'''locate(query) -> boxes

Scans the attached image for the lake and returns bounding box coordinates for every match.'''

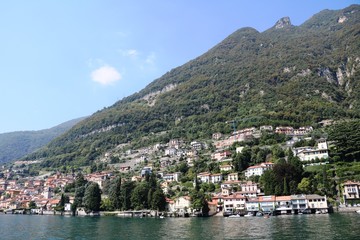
[1,213,360,239]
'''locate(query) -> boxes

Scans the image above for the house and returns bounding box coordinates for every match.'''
[246,197,260,213]
[294,126,313,135]
[165,147,177,156]
[275,126,294,135]
[260,125,273,131]
[291,195,307,213]
[227,173,239,181]
[306,194,328,213]
[293,139,329,162]
[223,193,247,214]
[244,162,274,178]
[169,139,184,149]
[342,181,360,204]
[86,172,110,189]
[258,195,276,213]
[197,172,223,184]
[211,151,232,161]
[190,141,204,151]
[220,164,233,172]
[210,173,222,183]
[163,172,181,182]
[140,167,152,177]
[240,181,261,197]
[167,196,192,215]
[221,180,241,191]
[212,132,223,140]
[275,196,292,214]
[236,146,245,154]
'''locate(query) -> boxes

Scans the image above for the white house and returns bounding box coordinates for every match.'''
[167,196,192,214]
[163,172,181,182]
[244,162,274,178]
[223,193,247,213]
[165,148,177,156]
[342,181,360,203]
[227,173,239,181]
[275,196,292,214]
[246,197,260,212]
[306,194,328,212]
[197,172,223,184]
[294,139,329,162]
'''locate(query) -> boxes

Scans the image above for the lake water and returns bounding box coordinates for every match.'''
[1,213,360,240]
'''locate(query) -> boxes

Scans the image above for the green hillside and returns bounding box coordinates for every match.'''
[25,5,360,168]
[0,117,85,163]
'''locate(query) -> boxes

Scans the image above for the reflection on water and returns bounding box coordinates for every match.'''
[1,213,360,240]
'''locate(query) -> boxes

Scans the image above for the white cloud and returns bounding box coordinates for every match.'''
[91,65,122,86]
[118,49,139,59]
[145,52,156,65]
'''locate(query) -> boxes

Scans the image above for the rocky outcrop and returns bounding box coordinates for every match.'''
[274,17,292,29]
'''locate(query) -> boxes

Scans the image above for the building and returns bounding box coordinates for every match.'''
[294,126,313,135]
[212,132,223,140]
[260,125,273,131]
[140,167,152,177]
[275,196,292,214]
[246,197,260,213]
[220,164,233,172]
[167,196,192,215]
[227,173,239,181]
[223,193,247,214]
[293,139,329,162]
[164,147,177,156]
[306,194,328,213]
[240,181,260,197]
[343,181,360,204]
[291,195,307,213]
[258,195,276,213]
[190,141,204,151]
[244,162,274,178]
[197,172,223,184]
[163,172,182,182]
[275,126,294,135]
[211,151,232,161]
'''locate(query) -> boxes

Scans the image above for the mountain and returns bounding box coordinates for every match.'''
[25,5,360,168]
[0,117,86,164]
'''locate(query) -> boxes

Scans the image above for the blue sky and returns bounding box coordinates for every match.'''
[0,0,357,133]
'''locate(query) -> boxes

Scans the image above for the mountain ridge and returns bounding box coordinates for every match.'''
[24,4,360,168]
[0,117,86,164]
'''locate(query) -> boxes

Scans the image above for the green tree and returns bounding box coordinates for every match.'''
[108,176,122,210]
[190,189,210,216]
[298,177,311,193]
[29,201,37,209]
[83,182,102,212]
[151,188,166,211]
[131,182,149,210]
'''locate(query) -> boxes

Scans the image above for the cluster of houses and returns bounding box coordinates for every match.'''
[0,171,114,213]
[0,123,341,216]
[0,173,74,211]
[165,180,329,216]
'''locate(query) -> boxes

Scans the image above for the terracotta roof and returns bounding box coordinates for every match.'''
[258,195,276,202]
[275,196,291,201]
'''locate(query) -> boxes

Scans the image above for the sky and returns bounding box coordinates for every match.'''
[0,0,357,133]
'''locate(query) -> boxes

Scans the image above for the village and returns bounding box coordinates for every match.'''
[0,123,359,217]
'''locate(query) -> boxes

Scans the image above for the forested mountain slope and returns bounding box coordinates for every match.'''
[25,5,360,168]
[0,117,85,163]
